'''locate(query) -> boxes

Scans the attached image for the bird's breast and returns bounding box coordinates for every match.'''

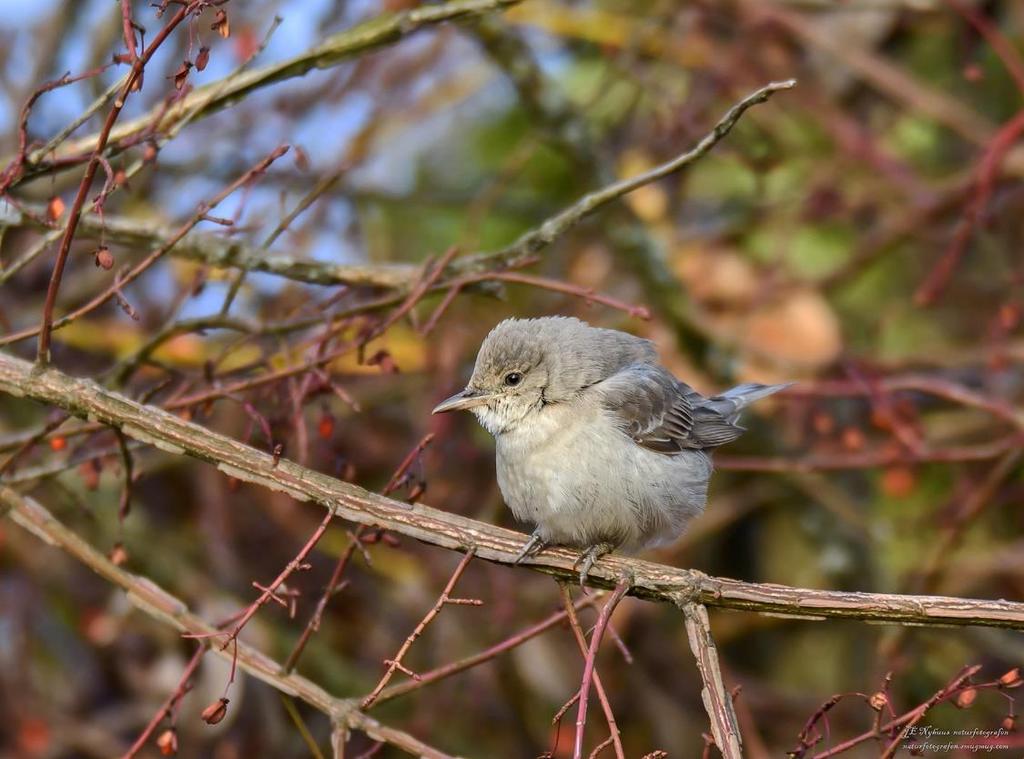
[493,401,713,549]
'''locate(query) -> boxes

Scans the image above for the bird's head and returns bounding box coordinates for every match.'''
[432,317,656,435]
[432,319,553,435]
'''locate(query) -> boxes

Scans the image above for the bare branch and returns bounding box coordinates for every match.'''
[681,603,743,759]
[0,485,462,759]
[2,351,1024,629]
[572,582,629,759]
[14,0,523,181]
[459,80,796,274]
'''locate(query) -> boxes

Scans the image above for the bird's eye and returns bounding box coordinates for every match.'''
[504,372,522,387]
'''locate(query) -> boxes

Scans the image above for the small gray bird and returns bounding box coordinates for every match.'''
[433,317,788,583]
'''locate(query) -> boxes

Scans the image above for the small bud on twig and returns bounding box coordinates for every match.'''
[47,195,65,222]
[201,697,229,725]
[955,688,977,708]
[868,692,888,711]
[109,542,129,566]
[156,727,178,755]
[1000,668,1022,688]
[94,246,114,270]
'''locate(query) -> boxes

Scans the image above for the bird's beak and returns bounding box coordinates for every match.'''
[432,388,491,414]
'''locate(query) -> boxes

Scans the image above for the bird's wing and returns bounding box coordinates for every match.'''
[595,364,703,453]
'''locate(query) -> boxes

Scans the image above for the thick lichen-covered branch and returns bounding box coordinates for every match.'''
[2,350,1024,629]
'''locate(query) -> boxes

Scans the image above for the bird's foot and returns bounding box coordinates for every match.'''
[573,542,617,587]
[512,531,548,565]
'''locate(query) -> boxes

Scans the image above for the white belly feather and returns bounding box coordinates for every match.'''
[491,398,711,549]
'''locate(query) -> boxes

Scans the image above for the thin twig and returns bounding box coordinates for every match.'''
[573,581,630,759]
[464,79,797,273]
[36,2,202,363]
[375,594,599,706]
[121,645,206,759]
[0,485,459,759]
[282,434,435,674]
[5,145,290,349]
[361,549,481,709]
[559,585,625,759]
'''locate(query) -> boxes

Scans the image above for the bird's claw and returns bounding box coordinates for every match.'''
[573,542,616,587]
[513,532,547,565]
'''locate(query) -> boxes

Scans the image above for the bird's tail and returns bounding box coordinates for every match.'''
[704,382,792,424]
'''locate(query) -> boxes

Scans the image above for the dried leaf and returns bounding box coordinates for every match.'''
[743,289,842,370]
[211,10,229,38]
[171,60,192,91]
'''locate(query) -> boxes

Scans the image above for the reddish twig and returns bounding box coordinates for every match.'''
[947,0,1024,95]
[790,691,871,757]
[573,581,630,759]
[182,504,337,688]
[282,434,435,674]
[787,374,1024,431]
[3,144,290,349]
[375,594,600,706]
[0,411,68,477]
[383,433,435,495]
[0,66,112,195]
[487,272,651,320]
[361,549,481,709]
[587,735,615,759]
[916,449,1021,592]
[717,435,1023,472]
[558,585,625,759]
[802,664,987,758]
[914,0,1024,310]
[419,268,651,335]
[913,109,1024,307]
[137,246,456,410]
[879,665,982,759]
[114,428,134,523]
[36,1,203,363]
[121,644,206,759]
[120,0,140,64]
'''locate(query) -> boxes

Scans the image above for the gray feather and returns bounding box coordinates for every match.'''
[702,382,793,422]
[597,371,789,453]
[477,317,656,402]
